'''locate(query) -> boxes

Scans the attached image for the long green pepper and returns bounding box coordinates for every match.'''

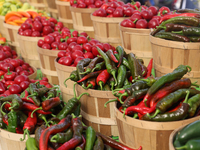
[85,126,96,150]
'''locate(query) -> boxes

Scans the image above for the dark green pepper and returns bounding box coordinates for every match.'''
[93,135,104,150]
[175,137,200,150]
[114,53,130,70]
[25,129,38,150]
[85,126,96,150]
[116,65,127,89]
[64,70,79,87]
[187,94,200,117]
[29,83,41,106]
[34,125,47,147]
[91,61,105,72]
[50,128,73,143]
[17,111,27,128]
[7,105,18,133]
[116,46,125,67]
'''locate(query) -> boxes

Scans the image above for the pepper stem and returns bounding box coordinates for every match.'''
[191,81,200,88]
[144,99,148,107]
[50,135,58,143]
[111,71,117,86]
[27,93,37,98]
[147,109,160,118]
[7,67,12,75]
[123,108,126,118]
[1,102,11,116]
[63,76,73,88]
[112,88,123,95]
[41,115,50,127]
[110,82,114,91]
[79,69,91,75]
[104,99,118,108]
[77,92,89,100]
[99,81,103,90]
[91,66,97,73]
[20,128,29,141]
[31,107,42,118]
[186,65,192,72]
[172,31,183,34]
[119,93,128,104]
[175,145,187,150]
[73,82,77,98]
[183,90,190,103]
[86,84,93,89]
[9,103,19,110]
[133,113,138,119]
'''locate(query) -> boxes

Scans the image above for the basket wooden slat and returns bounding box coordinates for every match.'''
[55,58,76,102]
[70,7,97,38]
[37,46,61,85]
[28,66,37,80]
[115,104,200,150]
[27,0,48,11]
[0,16,8,38]
[18,34,43,69]
[0,129,34,150]
[150,35,200,83]
[119,25,153,66]
[76,84,118,136]
[55,0,73,29]
[91,15,126,47]
[47,0,58,19]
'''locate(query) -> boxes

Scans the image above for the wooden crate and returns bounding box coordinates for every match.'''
[70,7,97,38]
[54,58,76,102]
[0,129,34,150]
[150,34,200,83]
[37,46,61,85]
[119,25,153,66]
[18,34,43,69]
[55,0,73,29]
[76,84,118,136]
[47,0,58,19]
[115,104,200,150]
[91,15,126,47]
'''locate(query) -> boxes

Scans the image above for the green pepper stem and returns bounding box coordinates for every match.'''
[191,81,200,88]
[183,90,190,103]
[147,109,161,118]
[110,82,114,91]
[91,67,97,73]
[111,71,117,86]
[99,81,103,91]
[112,88,124,95]
[172,31,183,34]
[51,114,56,118]
[31,107,42,118]
[123,108,126,118]
[133,113,138,119]
[27,93,37,98]
[9,103,19,110]
[186,65,192,72]
[20,128,29,141]
[73,82,77,98]
[41,115,50,127]
[64,76,73,88]
[144,99,148,107]
[1,102,11,116]
[7,67,12,75]
[86,84,93,89]
[77,92,89,100]
[82,84,89,90]
[175,145,187,150]
[79,69,91,75]
[50,135,58,143]
[119,93,128,104]
[104,99,118,108]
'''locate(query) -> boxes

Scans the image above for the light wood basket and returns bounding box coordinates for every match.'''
[115,104,200,150]
[76,84,118,136]
[150,34,200,84]
[3,22,21,56]
[91,15,126,47]
[55,0,73,29]
[37,46,61,85]
[0,16,8,38]
[70,7,97,38]
[28,65,37,80]
[27,0,48,12]
[18,34,43,69]
[47,0,58,19]
[0,128,34,150]
[119,25,153,66]
[54,58,76,102]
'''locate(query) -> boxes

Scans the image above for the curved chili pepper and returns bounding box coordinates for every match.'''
[75,135,86,150]
[35,124,47,147]
[80,57,104,75]
[93,135,104,150]
[41,97,61,111]
[25,128,38,150]
[96,69,111,90]
[114,53,130,70]
[143,65,191,108]
[106,49,118,63]
[96,132,142,150]
[85,126,96,150]
[116,65,127,89]
[159,23,191,32]
[28,83,41,106]
[144,58,153,78]
[108,76,115,91]
[174,27,200,37]
[39,115,72,150]
[77,70,103,83]
[97,47,117,86]
[187,94,200,117]
[46,89,57,100]
[50,128,73,143]
[91,61,105,73]
[84,77,96,89]
[116,46,125,67]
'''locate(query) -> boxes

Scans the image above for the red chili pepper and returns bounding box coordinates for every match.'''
[42,77,49,82]
[39,80,49,86]
[159,13,200,24]
[21,97,35,104]
[3,114,8,125]
[0,81,6,94]
[39,115,72,150]
[45,83,53,88]
[30,79,37,83]
[168,102,183,112]
[145,58,153,79]
[22,102,52,115]
[77,70,103,83]
[118,106,124,113]
[96,69,111,90]
[106,49,118,63]
[128,76,133,82]
[158,6,170,16]
[16,126,24,134]
[41,97,61,111]
[86,77,96,89]
[23,111,37,133]
[4,67,16,81]
[4,102,11,111]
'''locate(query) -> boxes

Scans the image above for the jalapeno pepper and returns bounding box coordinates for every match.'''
[186,94,200,117]
[93,135,104,150]
[85,126,96,150]
[116,65,127,89]
[50,128,73,143]
[64,70,79,87]
[175,137,200,150]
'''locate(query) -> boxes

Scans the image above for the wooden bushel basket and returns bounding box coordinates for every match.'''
[54,58,76,102]
[119,25,153,66]
[76,84,119,136]
[18,34,43,69]
[28,66,37,80]
[115,103,200,150]
[55,0,73,29]
[3,22,21,56]
[47,0,58,19]
[91,15,126,47]
[0,16,8,38]
[70,7,97,38]
[37,46,61,85]
[150,34,200,83]
[0,129,34,150]
[27,0,48,12]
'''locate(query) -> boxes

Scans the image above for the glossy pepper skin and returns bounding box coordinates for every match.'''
[187,94,200,117]
[116,65,127,89]
[116,46,125,67]
[106,50,118,63]
[85,126,96,150]
[96,69,111,90]
[29,83,41,106]
[4,67,16,81]
[161,23,191,32]
[41,97,61,111]
[175,137,200,150]
[35,125,47,147]
[114,53,130,70]
[7,108,18,133]
[93,135,104,150]
[77,70,103,83]
[91,61,105,73]
[142,103,190,122]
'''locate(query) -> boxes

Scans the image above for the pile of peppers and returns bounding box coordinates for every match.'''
[173,120,200,150]
[65,46,152,91]
[152,9,200,42]
[112,64,200,122]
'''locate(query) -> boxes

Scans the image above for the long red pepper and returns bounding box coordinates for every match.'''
[96,69,111,90]
[145,58,153,79]
[23,112,37,133]
[39,115,72,150]
[77,70,103,83]
[22,102,52,115]
[41,97,61,111]
[86,78,96,89]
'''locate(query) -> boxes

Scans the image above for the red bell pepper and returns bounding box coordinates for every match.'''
[158,6,170,16]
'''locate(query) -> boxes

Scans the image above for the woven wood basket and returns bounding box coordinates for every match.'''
[76,84,119,136]
[55,0,73,29]
[27,0,48,12]
[119,25,153,66]
[47,0,58,19]
[70,7,97,38]
[150,34,200,83]
[91,15,127,47]
[115,103,200,150]
[28,66,37,80]
[55,58,76,102]
[18,34,43,69]
[37,46,61,85]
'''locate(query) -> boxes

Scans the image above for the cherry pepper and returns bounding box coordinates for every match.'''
[4,67,16,81]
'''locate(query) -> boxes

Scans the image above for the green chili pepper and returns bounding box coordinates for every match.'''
[85,126,96,150]
[97,47,118,86]
[142,103,190,122]
[56,83,89,120]
[28,83,41,106]
[46,89,57,100]
[10,95,23,110]
[114,53,130,70]
[188,36,200,42]
[116,65,127,89]
[50,128,73,143]
[25,129,39,150]
[64,70,79,87]
[93,135,104,150]
[103,84,111,91]
[91,61,105,73]
[76,58,91,87]
[124,78,131,87]
[186,94,200,117]
[108,76,115,91]
[116,46,125,67]
[176,137,200,150]
[73,101,81,117]
[0,94,19,101]
[17,111,27,128]
[177,8,200,13]
[174,27,200,37]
